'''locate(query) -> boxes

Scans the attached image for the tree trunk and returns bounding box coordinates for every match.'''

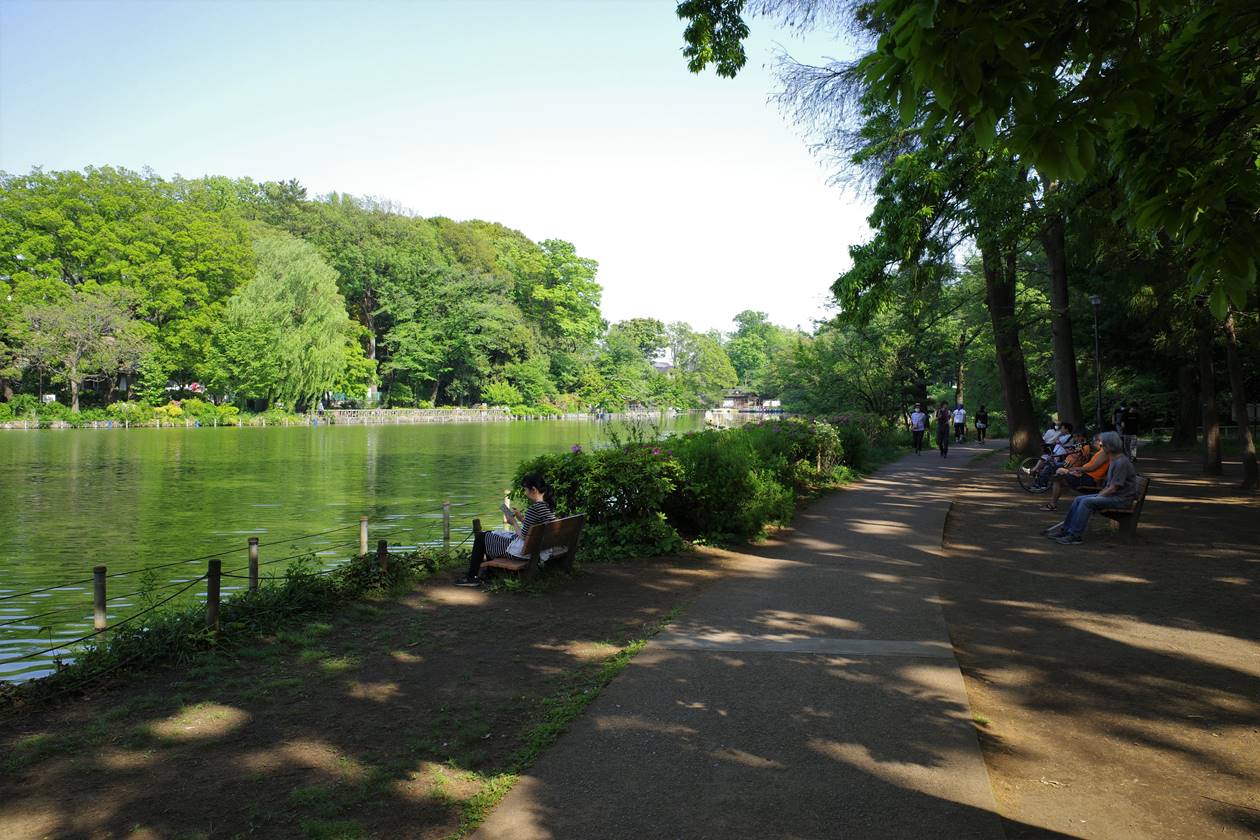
[1223,313,1257,490]
[69,366,80,413]
[1196,311,1222,475]
[0,377,12,401]
[1172,363,1199,447]
[982,246,1039,455]
[1039,213,1085,428]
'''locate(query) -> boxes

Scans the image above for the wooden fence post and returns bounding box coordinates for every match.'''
[206,559,221,631]
[93,566,107,631]
[359,516,369,556]
[442,500,451,550]
[248,537,260,592]
[377,539,388,573]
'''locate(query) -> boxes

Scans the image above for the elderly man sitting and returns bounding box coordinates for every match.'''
[1042,432,1139,544]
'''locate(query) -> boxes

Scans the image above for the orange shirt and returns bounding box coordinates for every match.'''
[1080,448,1111,482]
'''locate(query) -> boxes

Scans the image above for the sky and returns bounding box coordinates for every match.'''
[0,0,870,335]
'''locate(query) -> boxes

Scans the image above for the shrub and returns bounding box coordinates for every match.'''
[181,398,240,426]
[483,380,523,407]
[513,444,685,562]
[387,382,417,408]
[107,401,154,425]
[0,402,11,423]
[665,429,795,542]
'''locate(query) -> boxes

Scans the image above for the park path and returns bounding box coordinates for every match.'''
[476,442,1009,839]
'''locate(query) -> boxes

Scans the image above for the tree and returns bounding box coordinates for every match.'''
[20,287,150,411]
[680,0,1260,315]
[211,234,350,411]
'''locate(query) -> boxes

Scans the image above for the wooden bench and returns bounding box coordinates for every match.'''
[1099,476,1150,542]
[472,514,585,582]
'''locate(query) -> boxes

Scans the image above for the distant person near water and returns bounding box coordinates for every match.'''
[910,404,928,455]
[935,401,951,457]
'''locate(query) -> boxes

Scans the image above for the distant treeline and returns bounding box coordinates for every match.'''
[0,167,801,414]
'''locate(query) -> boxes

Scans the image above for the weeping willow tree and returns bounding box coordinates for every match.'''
[211,232,350,411]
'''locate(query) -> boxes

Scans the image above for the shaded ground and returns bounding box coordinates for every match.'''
[0,553,731,840]
[941,448,1260,839]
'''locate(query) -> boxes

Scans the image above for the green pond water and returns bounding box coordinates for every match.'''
[0,415,702,682]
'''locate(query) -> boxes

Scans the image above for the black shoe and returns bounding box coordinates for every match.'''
[1054,534,1082,545]
[453,575,482,587]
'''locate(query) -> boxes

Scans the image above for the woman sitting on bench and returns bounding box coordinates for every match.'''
[1040,432,1109,511]
[455,472,556,587]
[1042,432,1138,544]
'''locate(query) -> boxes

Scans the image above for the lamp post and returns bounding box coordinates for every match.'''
[1089,294,1103,433]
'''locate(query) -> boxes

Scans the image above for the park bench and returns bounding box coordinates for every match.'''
[1098,476,1151,542]
[471,514,585,581]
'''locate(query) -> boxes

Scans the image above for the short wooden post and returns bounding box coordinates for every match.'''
[502,490,512,529]
[248,537,260,592]
[442,500,451,550]
[93,565,107,631]
[359,516,369,556]
[206,559,221,631]
[377,539,388,572]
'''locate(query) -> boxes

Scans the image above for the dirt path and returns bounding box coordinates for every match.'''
[0,553,733,839]
[941,449,1260,839]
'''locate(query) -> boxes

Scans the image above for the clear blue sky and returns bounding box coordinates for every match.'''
[0,0,870,334]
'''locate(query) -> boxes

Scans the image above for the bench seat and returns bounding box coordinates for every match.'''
[474,514,585,581]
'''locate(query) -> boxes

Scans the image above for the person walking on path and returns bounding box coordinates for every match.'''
[953,404,967,443]
[1042,432,1138,543]
[910,403,928,454]
[1123,401,1141,460]
[935,401,952,457]
[974,405,989,444]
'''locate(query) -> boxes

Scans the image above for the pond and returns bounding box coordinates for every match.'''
[0,415,703,682]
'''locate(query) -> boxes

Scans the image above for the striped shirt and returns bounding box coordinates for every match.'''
[519,500,556,538]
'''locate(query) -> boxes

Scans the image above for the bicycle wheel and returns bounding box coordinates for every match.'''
[1017,456,1049,493]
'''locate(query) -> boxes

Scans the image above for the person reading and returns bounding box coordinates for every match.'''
[455,472,556,587]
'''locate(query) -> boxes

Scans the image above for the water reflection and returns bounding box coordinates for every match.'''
[0,416,701,681]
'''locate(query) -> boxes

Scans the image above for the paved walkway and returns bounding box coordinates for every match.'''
[477,442,1008,839]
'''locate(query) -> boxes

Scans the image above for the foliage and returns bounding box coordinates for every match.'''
[513,416,883,556]
[210,233,351,411]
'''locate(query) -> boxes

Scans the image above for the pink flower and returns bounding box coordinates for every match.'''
[571,444,582,453]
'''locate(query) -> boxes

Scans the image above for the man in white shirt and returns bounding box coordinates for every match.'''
[952,405,967,442]
[909,404,928,455]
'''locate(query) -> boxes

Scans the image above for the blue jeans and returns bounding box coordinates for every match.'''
[1063,493,1131,538]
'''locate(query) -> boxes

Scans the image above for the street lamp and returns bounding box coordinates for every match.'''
[1089,294,1103,433]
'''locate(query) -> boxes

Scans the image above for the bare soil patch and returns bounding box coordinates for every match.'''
[0,551,731,840]
[941,449,1260,839]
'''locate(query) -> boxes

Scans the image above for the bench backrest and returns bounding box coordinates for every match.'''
[519,513,585,559]
[1130,475,1150,515]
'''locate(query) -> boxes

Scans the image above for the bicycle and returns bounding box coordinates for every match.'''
[1016,456,1051,493]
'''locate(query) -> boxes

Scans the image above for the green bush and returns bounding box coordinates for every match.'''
[36,399,71,423]
[483,380,523,407]
[0,402,11,423]
[387,382,417,408]
[513,444,685,562]
[664,429,795,542]
[107,400,154,425]
[181,398,241,426]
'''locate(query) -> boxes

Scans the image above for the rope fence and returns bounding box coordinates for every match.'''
[0,500,494,678]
